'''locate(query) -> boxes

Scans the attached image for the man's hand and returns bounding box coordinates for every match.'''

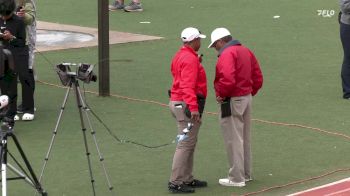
[216,96,224,104]
[191,111,201,123]
[2,30,14,41]
[16,7,25,18]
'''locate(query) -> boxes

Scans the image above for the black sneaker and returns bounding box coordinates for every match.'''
[17,104,24,114]
[185,179,207,188]
[168,182,195,194]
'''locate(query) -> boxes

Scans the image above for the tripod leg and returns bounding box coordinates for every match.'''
[2,163,7,196]
[1,137,8,196]
[10,134,47,195]
[7,164,34,187]
[73,80,96,196]
[76,84,114,191]
[39,84,71,183]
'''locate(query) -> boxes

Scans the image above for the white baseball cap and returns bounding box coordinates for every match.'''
[208,28,231,48]
[181,27,206,42]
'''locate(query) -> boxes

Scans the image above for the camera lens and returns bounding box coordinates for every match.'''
[91,74,97,82]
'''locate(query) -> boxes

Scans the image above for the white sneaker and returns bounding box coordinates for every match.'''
[22,113,34,121]
[245,178,253,182]
[219,178,245,187]
[14,115,20,121]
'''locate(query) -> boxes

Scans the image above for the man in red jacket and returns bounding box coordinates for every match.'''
[168,27,208,194]
[208,28,263,187]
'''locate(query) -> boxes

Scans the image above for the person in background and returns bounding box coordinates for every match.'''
[208,27,263,187]
[168,27,208,194]
[0,0,27,125]
[109,0,143,12]
[14,0,36,121]
[340,0,350,99]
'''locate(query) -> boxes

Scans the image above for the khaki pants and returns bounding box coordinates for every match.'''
[169,101,201,185]
[219,94,252,183]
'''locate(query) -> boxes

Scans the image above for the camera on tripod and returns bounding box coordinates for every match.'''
[55,63,97,86]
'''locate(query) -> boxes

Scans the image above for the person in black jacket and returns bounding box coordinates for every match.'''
[340,0,350,99]
[15,0,36,121]
[0,0,28,125]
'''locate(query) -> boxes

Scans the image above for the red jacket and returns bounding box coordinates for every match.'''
[170,45,207,112]
[214,40,263,98]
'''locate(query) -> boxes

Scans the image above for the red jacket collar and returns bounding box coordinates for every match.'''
[218,40,241,56]
[181,45,198,56]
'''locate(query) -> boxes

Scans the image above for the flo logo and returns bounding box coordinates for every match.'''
[317,10,335,17]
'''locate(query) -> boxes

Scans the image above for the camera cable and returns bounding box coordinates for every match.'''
[82,84,175,149]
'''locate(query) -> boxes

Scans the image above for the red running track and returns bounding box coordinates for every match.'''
[288,178,350,196]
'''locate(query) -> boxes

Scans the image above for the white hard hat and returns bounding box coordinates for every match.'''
[181,27,206,42]
[208,28,231,48]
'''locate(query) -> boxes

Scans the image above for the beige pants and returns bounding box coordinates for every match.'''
[219,94,252,183]
[169,101,201,185]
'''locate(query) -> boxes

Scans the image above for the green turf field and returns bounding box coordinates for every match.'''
[5,0,350,195]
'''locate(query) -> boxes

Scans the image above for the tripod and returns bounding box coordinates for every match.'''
[38,75,113,196]
[0,123,47,196]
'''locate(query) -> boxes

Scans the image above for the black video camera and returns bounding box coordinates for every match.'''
[55,63,97,86]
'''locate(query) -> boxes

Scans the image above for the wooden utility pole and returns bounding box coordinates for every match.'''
[98,0,110,96]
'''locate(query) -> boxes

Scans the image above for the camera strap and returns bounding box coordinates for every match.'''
[3,49,15,71]
[0,48,15,78]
